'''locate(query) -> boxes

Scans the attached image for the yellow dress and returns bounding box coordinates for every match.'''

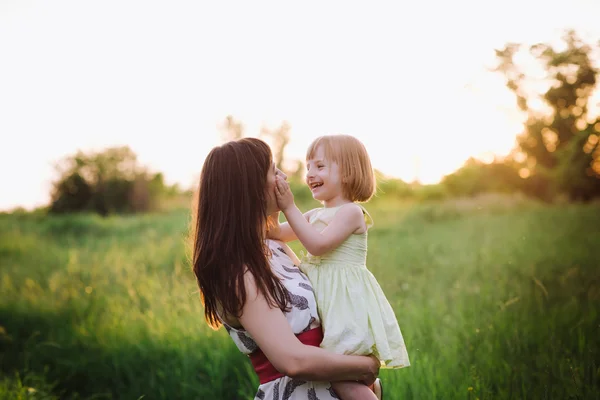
[299,204,410,368]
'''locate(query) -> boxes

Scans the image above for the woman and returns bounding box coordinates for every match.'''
[191,138,380,399]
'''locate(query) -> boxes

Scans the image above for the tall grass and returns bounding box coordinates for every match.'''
[1,196,599,399]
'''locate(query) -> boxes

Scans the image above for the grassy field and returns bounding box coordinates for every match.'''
[1,195,599,399]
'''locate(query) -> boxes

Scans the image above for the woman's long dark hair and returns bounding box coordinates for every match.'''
[191,138,290,329]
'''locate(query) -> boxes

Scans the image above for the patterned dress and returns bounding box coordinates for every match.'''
[223,239,341,399]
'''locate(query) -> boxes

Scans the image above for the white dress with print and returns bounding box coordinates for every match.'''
[224,240,341,399]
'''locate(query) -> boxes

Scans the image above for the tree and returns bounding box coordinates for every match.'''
[441,157,523,197]
[49,171,93,214]
[260,121,291,172]
[494,30,600,200]
[49,146,174,215]
[218,115,244,143]
[217,115,294,174]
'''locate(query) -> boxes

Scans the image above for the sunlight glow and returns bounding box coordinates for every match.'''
[1,0,600,210]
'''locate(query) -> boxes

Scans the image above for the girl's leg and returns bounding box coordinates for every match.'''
[331,381,378,400]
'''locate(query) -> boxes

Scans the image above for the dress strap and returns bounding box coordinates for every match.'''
[357,204,374,228]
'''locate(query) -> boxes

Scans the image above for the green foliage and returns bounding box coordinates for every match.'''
[375,172,419,200]
[552,128,600,201]
[0,371,60,400]
[49,146,180,216]
[441,158,524,197]
[287,173,450,206]
[412,183,448,202]
[49,172,94,214]
[494,30,600,200]
[1,200,599,399]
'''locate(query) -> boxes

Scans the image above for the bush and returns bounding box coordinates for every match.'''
[49,147,177,216]
[441,157,523,197]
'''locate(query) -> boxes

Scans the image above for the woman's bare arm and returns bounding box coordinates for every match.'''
[237,272,379,383]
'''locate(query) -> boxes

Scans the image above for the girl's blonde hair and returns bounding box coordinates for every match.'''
[306,134,376,202]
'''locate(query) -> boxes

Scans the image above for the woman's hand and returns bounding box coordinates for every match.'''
[239,271,384,384]
[275,175,295,212]
[361,355,381,386]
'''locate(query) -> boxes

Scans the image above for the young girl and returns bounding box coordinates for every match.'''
[272,134,410,399]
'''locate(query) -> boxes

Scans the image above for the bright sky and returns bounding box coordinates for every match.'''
[1,0,600,210]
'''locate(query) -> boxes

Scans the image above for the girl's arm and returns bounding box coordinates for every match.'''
[238,271,380,383]
[266,209,317,243]
[275,176,364,256]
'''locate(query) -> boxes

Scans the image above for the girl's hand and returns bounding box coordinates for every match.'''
[275,175,295,212]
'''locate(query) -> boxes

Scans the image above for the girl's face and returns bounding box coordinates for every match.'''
[266,161,287,215]
[305,145,344,205]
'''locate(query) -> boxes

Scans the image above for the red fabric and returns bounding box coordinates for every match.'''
[249,327,323,384]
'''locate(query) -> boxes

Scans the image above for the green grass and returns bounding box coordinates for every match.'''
[1,196,599,399]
